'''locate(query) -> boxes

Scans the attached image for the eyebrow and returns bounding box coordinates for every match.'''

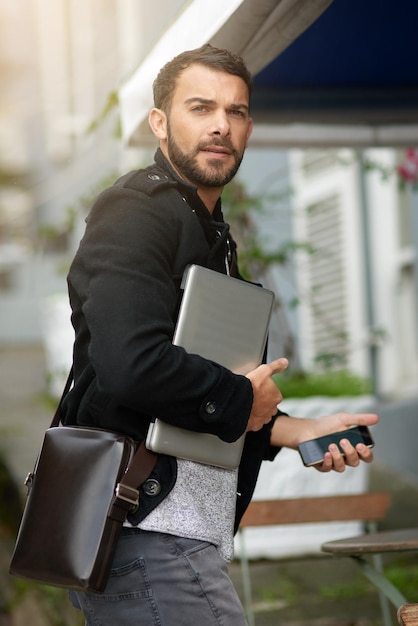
[184,97,249,112]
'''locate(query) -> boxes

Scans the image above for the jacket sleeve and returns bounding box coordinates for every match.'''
[234,409,285,529]
[67,183,253,443]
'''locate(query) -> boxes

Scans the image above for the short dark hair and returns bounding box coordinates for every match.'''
[152,44,253,113]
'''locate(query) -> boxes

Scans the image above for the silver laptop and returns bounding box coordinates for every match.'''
[146,265,275,469]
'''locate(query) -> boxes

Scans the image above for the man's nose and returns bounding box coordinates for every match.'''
[211,110,231,137]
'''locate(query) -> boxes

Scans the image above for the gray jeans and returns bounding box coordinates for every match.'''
[69,528,248,626]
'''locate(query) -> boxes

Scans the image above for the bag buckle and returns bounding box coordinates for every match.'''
[115,483,139,507]
[24,472,34,494]
[24,472,33,487]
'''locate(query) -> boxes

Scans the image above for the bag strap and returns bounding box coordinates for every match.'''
[49,366,159,522]
[50,366,74,428]
[109,441,158,522]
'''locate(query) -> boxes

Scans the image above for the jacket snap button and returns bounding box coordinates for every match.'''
[148,174,160,181]
[143,479,161,497]
[205,401,216,415]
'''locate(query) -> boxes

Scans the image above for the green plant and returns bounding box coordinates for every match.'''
[274,370,372,398]
[85,90,119,136]
[385,562,418,601]
[37,171,119,256]
[320,579,369,600]
[262,576,299,606]
[222,179,296,280]
[319,560,418,604]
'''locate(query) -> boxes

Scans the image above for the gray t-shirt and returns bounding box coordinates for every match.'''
[136,458,238,561]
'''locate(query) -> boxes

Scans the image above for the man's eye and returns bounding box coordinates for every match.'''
[192,106,207,113]
[230,109,246,118]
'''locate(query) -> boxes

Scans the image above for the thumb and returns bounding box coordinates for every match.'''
[267,357,289,376]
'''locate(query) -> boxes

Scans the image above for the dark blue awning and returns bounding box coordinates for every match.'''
[120,0,418,147]
[252,0,418,129]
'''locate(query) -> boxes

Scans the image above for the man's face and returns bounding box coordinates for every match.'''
[160,64,253,189]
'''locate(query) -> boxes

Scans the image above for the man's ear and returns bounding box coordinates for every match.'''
[148,108,167,140]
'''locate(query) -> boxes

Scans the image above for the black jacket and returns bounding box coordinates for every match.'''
[62,149,281,530]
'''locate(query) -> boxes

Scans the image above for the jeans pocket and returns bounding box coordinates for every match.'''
[73,556,161,626]
[87,556,152,602]
[172,536,212,557]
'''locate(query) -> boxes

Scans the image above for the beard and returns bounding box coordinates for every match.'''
[166,125,244,188]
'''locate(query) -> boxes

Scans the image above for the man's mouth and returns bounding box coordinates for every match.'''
[202,145,232,156]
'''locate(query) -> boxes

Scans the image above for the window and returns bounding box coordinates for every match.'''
[306,195,348,368]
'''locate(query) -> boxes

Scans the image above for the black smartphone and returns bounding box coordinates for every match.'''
[297,425,375,467]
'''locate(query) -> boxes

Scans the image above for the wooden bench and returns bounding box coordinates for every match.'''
[238,492,391,626]
[398,603,418,625]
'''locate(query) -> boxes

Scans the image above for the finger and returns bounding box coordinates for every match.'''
[341,413,379,428]
[327,443,346,473]
[339,438,360,467]
[355,443,375,463]
[314,451,333,473]
[266,358,289,376]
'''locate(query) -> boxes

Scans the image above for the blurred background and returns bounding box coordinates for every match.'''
[1,0,418,624]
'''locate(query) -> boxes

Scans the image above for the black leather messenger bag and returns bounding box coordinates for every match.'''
[9,369,157,592]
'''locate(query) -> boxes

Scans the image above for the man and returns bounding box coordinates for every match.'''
[63,45,377,625]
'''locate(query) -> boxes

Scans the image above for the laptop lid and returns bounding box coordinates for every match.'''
[173,265,274,374]
[146,266,275,468]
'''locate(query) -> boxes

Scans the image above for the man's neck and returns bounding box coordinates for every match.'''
[196,187,223,215]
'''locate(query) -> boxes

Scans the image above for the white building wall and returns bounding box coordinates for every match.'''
[290,148,418,399]
[367,150,418,395]
[341,155,368,376]
[0,0,154,345]
[394,258,418,394]
[33,0,73,162]
[365,150,401,395]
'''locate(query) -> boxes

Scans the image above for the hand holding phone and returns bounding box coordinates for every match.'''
[297,425,374,467]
